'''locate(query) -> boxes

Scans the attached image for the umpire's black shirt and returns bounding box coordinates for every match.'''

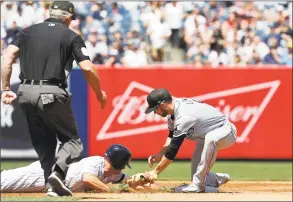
[10,18,90,86]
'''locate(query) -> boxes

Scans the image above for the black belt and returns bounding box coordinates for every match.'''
[21,79,65,87]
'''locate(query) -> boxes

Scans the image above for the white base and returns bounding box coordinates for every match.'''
[175,185,218,193]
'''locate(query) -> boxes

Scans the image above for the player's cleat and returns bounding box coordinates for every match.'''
[175,184,218,193]
[181,183,205,193]
[174,184,188,193]
[220,174,230,186]
[48,172,72,196]
[46,188,59,197]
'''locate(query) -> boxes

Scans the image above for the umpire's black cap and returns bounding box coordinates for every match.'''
[145,88,172,114]
[51,1,76,20]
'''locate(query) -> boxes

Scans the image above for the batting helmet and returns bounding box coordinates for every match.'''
[105,144,132,170]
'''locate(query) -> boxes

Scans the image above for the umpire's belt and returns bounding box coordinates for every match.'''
[21,79,65,87]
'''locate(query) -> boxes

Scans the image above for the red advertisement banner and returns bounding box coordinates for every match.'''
[88,67,292,159]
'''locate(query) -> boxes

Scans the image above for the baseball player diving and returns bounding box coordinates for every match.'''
[144,88,237,193]
[1,144,152,196]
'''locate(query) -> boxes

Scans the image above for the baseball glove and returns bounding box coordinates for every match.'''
[124,172,153,188]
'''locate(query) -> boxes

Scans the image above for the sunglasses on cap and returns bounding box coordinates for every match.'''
[154,100,165,112]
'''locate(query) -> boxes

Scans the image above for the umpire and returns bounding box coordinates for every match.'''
[1,1,107,197]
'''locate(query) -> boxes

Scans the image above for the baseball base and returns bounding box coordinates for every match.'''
[174,185,218,193]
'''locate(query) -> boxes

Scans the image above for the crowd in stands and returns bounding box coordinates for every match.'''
[1,1,292,67]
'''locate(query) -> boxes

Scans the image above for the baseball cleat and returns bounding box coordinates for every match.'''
[181,183,205,193]
[220,174,230,185]
[174,184,188,193]
[48,172,72,196]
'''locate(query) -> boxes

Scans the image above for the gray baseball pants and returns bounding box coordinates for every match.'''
[17,83,83,187]
[191,121,237,189]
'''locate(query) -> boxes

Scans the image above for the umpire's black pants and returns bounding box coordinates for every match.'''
[17,83,83,187]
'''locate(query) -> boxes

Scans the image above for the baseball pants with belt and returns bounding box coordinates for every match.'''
[17,80,83,188]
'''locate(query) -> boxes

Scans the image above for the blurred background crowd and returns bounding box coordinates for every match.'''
[1,1,292,67]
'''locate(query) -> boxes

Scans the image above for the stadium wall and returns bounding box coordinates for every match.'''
[1,65,291,160]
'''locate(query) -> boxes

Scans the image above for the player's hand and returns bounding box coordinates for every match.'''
[145,170,159,182]
[148,154,163,168]
[125,172,153,188]
[97,90,107,109]
[1,90,17,104]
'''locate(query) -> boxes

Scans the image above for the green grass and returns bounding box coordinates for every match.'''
[1,161,33,170]
[1,160,291,201]
[1,160,292,181]
[123,161,292,181]
[1,196,82,201]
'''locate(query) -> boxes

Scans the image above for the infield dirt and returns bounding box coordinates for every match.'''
[1,181,292,201]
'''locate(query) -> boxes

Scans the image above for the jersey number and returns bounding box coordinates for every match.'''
[182,98,204,104]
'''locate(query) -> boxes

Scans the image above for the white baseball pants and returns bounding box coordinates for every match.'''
[1,161,45,193]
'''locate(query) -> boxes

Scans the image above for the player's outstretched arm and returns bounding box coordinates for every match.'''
[82,172,110,192]
[148,136,172,168]
[147,134,186,181]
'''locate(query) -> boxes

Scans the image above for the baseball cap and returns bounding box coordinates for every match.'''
[145,88,172,114]
[51,1,76,20]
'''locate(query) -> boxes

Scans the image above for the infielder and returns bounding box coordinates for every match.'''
[1,144,151,196]
[144,88,237,193]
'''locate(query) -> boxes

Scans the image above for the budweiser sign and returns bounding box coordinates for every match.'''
[96,80,280,143]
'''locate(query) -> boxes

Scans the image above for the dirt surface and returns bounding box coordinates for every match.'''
[1,181,292,201]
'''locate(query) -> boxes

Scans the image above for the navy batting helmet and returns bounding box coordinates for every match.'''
[105,144,132,170]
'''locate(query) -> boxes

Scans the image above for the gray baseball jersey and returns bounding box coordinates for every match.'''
[1,156,125,193]
[168,98,227,141]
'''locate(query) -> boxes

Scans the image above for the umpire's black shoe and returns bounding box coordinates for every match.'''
[48,172,72,196]
[46,187,59,197]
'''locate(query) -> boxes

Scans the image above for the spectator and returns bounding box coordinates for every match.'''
[20,1,37,28]
[104,41,124,67]
[35,1,51,23]
[287,41,292,66]
[1,2,22,29]
[1,1,292,67]
[85,29,100,61]
[234,54,247,66]
[265,23,282,47]
[84,29,108,64]
[208,44,229,67]
[121,41,147,67]
[147,17,171,62]
[263,46,281,64]
[96,34,109,64]
[164,1,184,48]
[184,7,206,48]
[4,21,19,44]
[193,55,203,68]
[237,37,254,64]
[282,39,292,66]
[249,50,263,65]
[221,11,238,43]
[252,35,270,59]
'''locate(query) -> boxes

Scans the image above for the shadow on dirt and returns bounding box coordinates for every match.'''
[81,197,112,200]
